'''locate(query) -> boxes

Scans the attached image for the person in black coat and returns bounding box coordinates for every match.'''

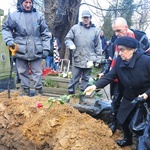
[98,17,150,134]
[84,36,150,147]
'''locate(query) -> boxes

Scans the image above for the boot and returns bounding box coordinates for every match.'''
[79,95,87,104]
[116,132,132,147]
[35,88,43,96]
[20,88,30,96]
[109,112,118,134]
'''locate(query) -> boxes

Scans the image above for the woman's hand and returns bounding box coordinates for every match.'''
[84,85,97,96]
[138,93,148,100]
[98,73,104,78]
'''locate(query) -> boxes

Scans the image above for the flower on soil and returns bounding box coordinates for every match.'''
[37,102,43,108]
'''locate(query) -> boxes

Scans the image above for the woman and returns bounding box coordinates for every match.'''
[84,36,150,147]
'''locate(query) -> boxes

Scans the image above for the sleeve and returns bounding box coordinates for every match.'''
[145,58,150,96]
[64,26,76,49]
[2,13,15,45]
[101,59,112,74]
[39,15,51,51]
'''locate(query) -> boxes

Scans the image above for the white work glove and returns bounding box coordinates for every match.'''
[87,61,94,68]
[84,85,97,96]
[69,45,76,50]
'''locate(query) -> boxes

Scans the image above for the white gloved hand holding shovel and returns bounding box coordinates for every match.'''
[69,45,76,50]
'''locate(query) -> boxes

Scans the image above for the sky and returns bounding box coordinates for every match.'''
[0,0,16,15]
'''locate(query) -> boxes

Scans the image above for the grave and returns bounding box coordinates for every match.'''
[0,34,16,92]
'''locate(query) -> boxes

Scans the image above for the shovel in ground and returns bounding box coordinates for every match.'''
[8,44,18,98]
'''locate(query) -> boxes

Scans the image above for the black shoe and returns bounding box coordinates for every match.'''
[110,123,117,134]
[67,91,74,103]
[16,78,21,84]
[116,138,132,147]
[20,88,30,96]
[79,95,87,104]
[35,88,43,96]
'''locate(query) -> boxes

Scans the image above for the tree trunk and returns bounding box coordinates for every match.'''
[44,0,81,59]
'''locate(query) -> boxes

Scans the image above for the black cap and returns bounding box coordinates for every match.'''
[115,36,138,48]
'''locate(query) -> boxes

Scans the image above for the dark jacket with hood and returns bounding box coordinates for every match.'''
[95,50,150,124]
[101,29,150,74]
[2,0,50,61]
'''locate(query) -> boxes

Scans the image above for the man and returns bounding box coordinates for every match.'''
[65,10,102,103]
[84,36,150,147]
[99,17,150,133]
[2,0,51,96]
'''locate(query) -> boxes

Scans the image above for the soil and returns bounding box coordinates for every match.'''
[0,91,136,150]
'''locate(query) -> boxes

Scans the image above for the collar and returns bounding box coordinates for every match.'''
[119,50,144,68]
[79,21,95,28]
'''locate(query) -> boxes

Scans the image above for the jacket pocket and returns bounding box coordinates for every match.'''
[15,39,26,54]
[35,40,43,54]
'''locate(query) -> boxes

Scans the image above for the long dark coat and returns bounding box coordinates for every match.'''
[95,50,150,124]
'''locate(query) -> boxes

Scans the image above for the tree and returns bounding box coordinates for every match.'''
[101,11,113,40]
[44,0,81,59]
[119,0,134,27]
[133,0,150,31]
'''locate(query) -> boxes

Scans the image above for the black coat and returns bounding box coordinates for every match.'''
[95,50,150,124]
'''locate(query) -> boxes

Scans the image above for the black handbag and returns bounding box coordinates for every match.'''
[129,101,147,136]
[137,102,150,150]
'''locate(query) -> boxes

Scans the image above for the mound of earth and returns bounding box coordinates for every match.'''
[0,91,135,150]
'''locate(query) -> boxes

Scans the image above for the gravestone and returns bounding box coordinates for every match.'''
[0,35,16,92]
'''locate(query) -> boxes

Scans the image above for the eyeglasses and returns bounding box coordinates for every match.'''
[113,29,121,33]
[119,48,132,52]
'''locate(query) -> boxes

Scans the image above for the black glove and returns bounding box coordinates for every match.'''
[131,97,145,104]
[7,41,15,49]
[42,50,49,59]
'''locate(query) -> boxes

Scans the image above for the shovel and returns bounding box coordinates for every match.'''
[8,44,18,98]
[71,49,75,94]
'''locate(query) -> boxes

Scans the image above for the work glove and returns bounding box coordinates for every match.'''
[42,50,49,59]
[7,41,15,49]
[69,45,76,50]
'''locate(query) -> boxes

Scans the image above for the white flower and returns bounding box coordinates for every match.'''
[87,61,94,68]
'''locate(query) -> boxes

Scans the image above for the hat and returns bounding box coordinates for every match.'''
[115,36,138,48]
[20,0,34,4]
[81,10,91,18]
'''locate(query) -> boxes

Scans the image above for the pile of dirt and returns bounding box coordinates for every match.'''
[0,91,135,150]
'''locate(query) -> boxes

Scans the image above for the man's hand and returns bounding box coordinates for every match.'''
[98,73,104,78]
[42,50,49,59]
[69,45,76,50]
[7,41,15,49]
[84,85,97,96]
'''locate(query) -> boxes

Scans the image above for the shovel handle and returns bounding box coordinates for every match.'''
[9,44,18,56]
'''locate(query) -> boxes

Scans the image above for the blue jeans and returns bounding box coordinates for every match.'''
[46,56,58,70]
[46,56,53,68]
